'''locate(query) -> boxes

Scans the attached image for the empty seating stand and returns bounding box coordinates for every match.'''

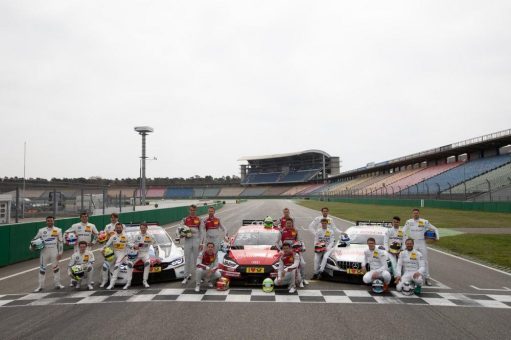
[164,187,194,199]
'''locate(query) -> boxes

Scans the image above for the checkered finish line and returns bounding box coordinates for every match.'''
[0,289,510,309]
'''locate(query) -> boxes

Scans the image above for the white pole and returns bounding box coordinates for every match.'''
[22,141,26,219]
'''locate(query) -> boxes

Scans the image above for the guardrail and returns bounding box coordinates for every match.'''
[0,202,223,267]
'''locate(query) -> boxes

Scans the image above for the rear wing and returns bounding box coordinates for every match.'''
[355,220,393,227]
[124,221,160,228]
[242,219,278,226]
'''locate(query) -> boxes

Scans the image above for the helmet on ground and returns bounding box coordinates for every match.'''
[314,242,326,253]
[66,232,78,246]
[102,247,115,261]
[292,241,303,253]
[339,233,350,247]
[414,284,422,295]
[127,248,138,261]
[178,226,192,238]
[389,242,402,254]
[30,238,45,251]
[97,231,108,244]
[372,279,384,294]
[401,281,415,296]
[262,278,274,293]
[70,265,85,281]
[220,241,229,253]
[424,230,437,242]
[263,216,274,229]
[216,277,230,291]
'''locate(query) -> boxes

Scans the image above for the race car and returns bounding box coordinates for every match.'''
[321,221,394,283]
[109,223,186,285]
[218,220,281,284]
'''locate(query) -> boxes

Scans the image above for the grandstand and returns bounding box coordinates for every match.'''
[238,150,340,185]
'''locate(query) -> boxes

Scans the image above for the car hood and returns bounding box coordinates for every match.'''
[134,244,184,265]
[229,246,280,266]
[330,244,366,262]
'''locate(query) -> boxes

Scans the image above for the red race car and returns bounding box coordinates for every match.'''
[219,220,281,284]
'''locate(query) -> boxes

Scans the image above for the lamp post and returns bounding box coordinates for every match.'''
[134,126,154,206]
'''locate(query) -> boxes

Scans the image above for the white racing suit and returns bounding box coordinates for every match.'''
[313,227,335,275]
[402,218,439,279]
[104,232,129,287]
[68,250,95,287]
[362,248,391,285]
[274,252,300,289]
[385,226,404,274]
[195,251,221,288]
[33,227,64,289]
[308,215,338,232]
[396,249,426,291]
[181,215,204,278]
[126,232,158,285]
[203,216,226,253]
[65,222,99,252]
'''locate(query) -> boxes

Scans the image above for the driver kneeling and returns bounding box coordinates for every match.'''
[361,237,391,291]
[274,243,301,294]
[395,238,425,293]
[195,242,221,292]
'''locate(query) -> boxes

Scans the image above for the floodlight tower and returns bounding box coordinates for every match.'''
[134,126,154,206]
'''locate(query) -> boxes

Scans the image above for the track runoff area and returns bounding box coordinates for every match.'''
[1,200,510,340]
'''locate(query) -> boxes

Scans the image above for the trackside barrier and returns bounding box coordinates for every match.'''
[0,203,223,268]
[310,197,511,213]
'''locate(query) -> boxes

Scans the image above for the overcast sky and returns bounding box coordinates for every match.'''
[1,1,510,180]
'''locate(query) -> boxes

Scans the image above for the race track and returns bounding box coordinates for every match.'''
[0,200,510,340]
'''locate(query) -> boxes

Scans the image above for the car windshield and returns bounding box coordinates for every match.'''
[233,231,280,246]
[346,228,385,245]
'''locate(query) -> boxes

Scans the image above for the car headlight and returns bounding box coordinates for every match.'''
[223,258,238,268]
[170,257,184,267]
[327,258,336,267]
[272,262,279,270]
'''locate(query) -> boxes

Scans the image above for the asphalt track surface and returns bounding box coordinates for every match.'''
[0,200,510,340]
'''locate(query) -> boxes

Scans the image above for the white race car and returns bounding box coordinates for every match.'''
[110,223,186,286]
[322,221,395,283]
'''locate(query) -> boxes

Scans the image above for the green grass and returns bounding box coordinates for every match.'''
[297,200,511,228]
[434,234,511,269]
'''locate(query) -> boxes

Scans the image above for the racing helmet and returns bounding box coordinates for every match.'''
[401,281,415,296]
[102,247,115,261]
[314,242,326,253]
[65,232,78,246]
[372,279,384,294]
[178,226,192,238]
[30,238,45,251]
[424,230,437,243]
[262,278,274,293]
[389,242,402,254]
[216,277,230,291]
[220,241,229,253]
[263,216,274,229]
[70,265,85,281]
[339,233,350,247]
[97,231,108,244]
[127,247,138,261]
[292,241,304,253]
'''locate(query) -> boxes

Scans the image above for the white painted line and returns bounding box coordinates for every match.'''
[77,296,108,304]
[275,295,301,303]
[470,285,511,292]
[373,296,403,304]
[324,296,352,303]
[68,291,96,298]
[488,295,511,302]
[176,294,203,302]
[112,290,139,297]
[422,298,457,306]
[297,290,322,296]
[437,293,467,300]
[19,293,50,300]
[251,289,274,296]
[225,295,251,302]
[204,290,229,296]
[474,300,510,309]
[428,247,511,277]
[30,298,60,306]
[159,288,185,295]
[129,294,156,302]
[0,300,13,306]
[344,290,371,297]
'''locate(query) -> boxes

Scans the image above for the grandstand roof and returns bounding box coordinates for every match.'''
[238,150,331,162]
